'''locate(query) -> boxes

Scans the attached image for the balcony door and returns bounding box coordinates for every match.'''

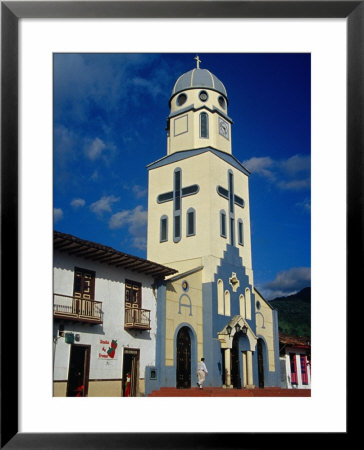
[73,268,95,316]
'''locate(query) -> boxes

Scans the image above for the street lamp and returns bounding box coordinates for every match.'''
[226,325,232,336]
[242,325,248,335]
[235,323,241,333]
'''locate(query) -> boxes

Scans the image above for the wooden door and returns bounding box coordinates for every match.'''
[67,344,90,397]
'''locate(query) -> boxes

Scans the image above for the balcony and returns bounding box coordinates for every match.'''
[124,307,151,330]
[53,294,103,324]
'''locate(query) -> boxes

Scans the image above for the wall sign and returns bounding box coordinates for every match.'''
[98,339,118,359]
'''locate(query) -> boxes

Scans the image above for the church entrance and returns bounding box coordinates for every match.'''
[176,326,191,389]
[257,339,264,388]
[231,333,242,389]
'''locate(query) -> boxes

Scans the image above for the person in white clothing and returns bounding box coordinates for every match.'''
[197,357,208,389]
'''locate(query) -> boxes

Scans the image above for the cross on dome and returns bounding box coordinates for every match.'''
[194,55,201,69]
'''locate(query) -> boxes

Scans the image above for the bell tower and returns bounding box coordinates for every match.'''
[167,55,232,156]
[147,56,254,286]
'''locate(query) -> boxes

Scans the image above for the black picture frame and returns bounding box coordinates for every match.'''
[1,1,357,448]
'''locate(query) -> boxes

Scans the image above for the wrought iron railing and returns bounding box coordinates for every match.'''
[53,294,103,324]
[124,308,151,330]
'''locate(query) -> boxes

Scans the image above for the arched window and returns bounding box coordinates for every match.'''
[239,294,245,318]
[200,112,209,138]
[160,215,168,242]
[224,290,231,316]
[186,208,196,236]
[217,279,224,315]
[245,288,251,320]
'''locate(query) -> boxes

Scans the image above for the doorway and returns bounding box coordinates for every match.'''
[231,334,242,388]
[122,348,139,396]
[257,339,265,388]
[67,344,90,397]
[176,327,191,388]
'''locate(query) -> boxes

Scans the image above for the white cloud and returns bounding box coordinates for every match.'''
[132,185,147,199]
[54,208,63,223]
[243,154,310,191]
[261,267,311,299]
[109,205,148,250]
[243,156,276,180]
[84,137,106,161]
[70,198,86,209]
[90,195,120,216]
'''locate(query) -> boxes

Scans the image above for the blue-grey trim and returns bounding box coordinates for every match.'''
[217,185,229,200]
[167,265,204,282]
[147,147,251,177]
[173,114,188,137]
[173,323,198,386]
[168,104,233,123]
[178,294,192,316]
[160,215,168,242]
[272,308,281,386]
[182,184,200,198]
[199,111,209,138]
[157,191,173,204]
[168,103,194,119]
[186,207,196,236]
[228,170,235,246]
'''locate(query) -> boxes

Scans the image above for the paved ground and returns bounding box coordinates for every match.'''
[148,387,311,397]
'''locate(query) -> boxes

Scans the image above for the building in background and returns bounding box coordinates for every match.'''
[53,231,176,397]
[145,57,281,395]
[279,333,311,389]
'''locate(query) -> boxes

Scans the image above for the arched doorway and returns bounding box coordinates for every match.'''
[231,333,242,389]
[176,326,191,388]
[257,338,265,388]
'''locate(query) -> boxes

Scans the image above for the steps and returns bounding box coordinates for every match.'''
[148,387,311,397]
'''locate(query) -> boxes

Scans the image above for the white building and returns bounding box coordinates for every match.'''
[53,231,176,397]
[279,334,311,389]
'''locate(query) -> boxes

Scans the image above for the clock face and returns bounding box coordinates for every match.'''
[199,90,208,102]
[219,118,229,139]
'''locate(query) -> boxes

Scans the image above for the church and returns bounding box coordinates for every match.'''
[145,56,281,395]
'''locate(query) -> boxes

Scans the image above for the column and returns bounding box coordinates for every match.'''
[242,351,247,387]
[246,350,255,388]
[224,348,232,388]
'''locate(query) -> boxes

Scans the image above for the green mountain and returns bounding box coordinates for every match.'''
[269,287,311,337]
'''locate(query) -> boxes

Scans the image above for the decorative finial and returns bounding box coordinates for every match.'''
[194,55,201,69]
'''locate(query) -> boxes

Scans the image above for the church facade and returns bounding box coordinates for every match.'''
[145,58,280,395]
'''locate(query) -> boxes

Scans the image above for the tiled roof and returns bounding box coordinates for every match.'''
[54,231,178,278]
[279,333,310,348]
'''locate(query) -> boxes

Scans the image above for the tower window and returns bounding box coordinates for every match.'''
[218,96,226,109]
[176,93,187,106]
[220,210,227,238]
[186,208,196,236]
[238,219,244,245]
[160,216,168,242]
[200,112,209,138]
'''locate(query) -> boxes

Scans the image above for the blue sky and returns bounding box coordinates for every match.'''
[53,53,311,300]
